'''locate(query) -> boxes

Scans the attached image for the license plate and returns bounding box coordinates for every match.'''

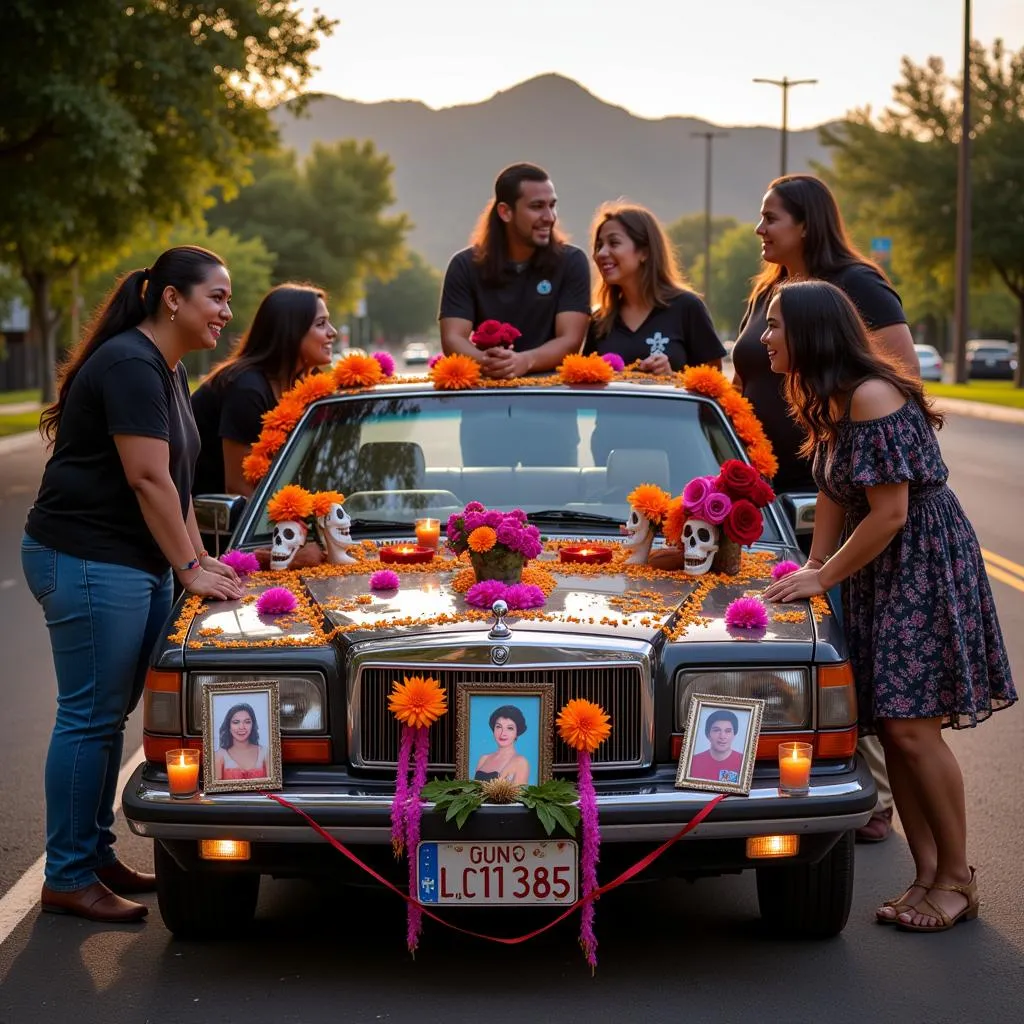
[416,840,578,905]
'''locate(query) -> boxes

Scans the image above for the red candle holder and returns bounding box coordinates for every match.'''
[379,544,435,565]
[559,544,614,565]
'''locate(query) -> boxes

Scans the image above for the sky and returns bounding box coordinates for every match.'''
[301,0,1024,129]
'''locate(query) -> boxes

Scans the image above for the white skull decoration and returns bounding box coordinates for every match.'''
[681,519,719,575]
[271,520,308,570]
[316,502,358,564]
[620,509,655,565]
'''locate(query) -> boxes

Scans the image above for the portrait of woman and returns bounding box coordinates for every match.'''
[473,704,531,785]
[213,701,270,781]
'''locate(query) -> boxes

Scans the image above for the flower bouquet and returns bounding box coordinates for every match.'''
[470,319,521,350]
[446,502,542,583]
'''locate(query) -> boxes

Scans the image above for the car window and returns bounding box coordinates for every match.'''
[243,391,783,545]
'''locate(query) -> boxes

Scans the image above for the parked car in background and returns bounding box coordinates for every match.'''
[402,341,431,366]
[913,344,944,382]
[967,340,1016,381]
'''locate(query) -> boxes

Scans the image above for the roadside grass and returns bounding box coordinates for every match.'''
[0,388,41,405]
[0,410,41,437]
[926,380,1024,410]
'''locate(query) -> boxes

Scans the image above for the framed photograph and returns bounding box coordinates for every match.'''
[455,681,554,785]
[674,694,765,795]
[201,680,283,794]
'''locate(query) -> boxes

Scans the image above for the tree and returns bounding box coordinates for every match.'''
[820,39,1024,384]
[207,141,410,309]
[365,252,442,344]
[694,225,763,337]
[0,1,334,400]
[666,214,740,278]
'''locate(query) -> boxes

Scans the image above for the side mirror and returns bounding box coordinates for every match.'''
[778,493,816,536]
[193,494,247,556]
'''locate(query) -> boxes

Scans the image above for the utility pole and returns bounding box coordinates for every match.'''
[953,0,972,384]
[691,130,729,306]
[753,76,818,176]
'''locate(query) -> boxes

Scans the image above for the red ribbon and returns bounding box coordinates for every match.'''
[267,791,728,946]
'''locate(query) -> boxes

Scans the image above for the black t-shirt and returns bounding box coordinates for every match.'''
[583,291,726,370]
[26,329,200,576]
[191,367,276,495]
[438,244,592,351]
[731,263,907,492]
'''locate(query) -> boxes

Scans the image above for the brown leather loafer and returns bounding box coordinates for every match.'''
[856,806,894,844]
[96,860,157,895]
[41,882,148,923]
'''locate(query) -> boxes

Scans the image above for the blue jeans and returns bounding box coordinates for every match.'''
[21,535,171,891]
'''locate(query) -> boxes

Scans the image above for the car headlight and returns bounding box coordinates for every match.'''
[675,668,810,730]
[188,672,327,733]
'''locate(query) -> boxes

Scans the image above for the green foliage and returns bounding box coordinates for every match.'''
[666,213,740,278]
[366,252,442,342]
[419,777,581,836]
[207,142,410,310]
[690,224,763,335]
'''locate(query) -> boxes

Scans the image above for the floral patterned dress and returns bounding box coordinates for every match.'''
[814,398,1015,730]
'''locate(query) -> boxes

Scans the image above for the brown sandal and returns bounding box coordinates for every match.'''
[875,879,930,924]
[896,868,979,933]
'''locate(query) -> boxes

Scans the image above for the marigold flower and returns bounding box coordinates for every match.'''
[557,699,612,753]
[663,496,686,546]
[266,484,315,524]
[680,364,729,399]
[559,353,614,385]
[717,389,753,418]
[430,353,481,390]
[251,428,289,461]
[334,353,384,389]
[388,675,448,728]
[746,441,779,479]
[289,373,338,407]
[261,398,303,433]
[311,490,347,518]
[242,452,271,484]
[467,525,497,552]
[627,483,672,525]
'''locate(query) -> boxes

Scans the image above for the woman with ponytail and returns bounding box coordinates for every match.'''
[22,245,244,923]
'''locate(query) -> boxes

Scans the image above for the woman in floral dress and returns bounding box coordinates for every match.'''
[762,280,1015,933]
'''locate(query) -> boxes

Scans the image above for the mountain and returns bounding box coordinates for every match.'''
[272,74,832,270]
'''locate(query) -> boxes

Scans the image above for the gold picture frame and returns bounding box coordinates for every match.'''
[200,679,283,794]
[674,694,765,796]
[455,680,555,785]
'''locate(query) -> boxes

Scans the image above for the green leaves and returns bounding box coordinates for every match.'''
[420,777,581,835]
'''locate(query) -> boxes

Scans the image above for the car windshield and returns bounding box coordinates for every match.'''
[241,389,783,545]
[971,347,1010,358]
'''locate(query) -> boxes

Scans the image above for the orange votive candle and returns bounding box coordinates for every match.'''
[166,748,200,798]
[778,741,812,794]
[415,518,441,550]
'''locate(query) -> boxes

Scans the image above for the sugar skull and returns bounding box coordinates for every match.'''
[271,520,308,570]
[681,518,718,575]
[620,508,655,565]
[316,501,358,565]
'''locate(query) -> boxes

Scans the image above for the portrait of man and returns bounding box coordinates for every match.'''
[688,708,749,785]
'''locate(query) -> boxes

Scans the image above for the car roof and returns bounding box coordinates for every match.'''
[967,339,1012,350]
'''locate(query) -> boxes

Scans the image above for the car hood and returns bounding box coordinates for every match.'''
[183,556,818,648]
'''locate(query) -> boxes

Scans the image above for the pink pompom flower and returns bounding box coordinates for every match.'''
[369,569,401,590]
[464,579,508,609]
[724,596,769,631]
[601,352,625,372]
[220,550,260,576]
[372,350,396,377]
[256,586,297,616]
[502,583,546,610]
[427,352,443,369]
[771,560,802,580]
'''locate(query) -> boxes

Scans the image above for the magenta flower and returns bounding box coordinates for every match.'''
[427,352,443,369]
[372,350,396,377]
[465,579,508,608]
[703,491,732,525]
[369,569,400,590]
[464,501,485,513]
[503,583,546,609]
[220,549,260,576]
[682,475,715,516]
[724,596,769,630]
[256,586,297,616]
[771,560,802,580]
[601,352,625,372]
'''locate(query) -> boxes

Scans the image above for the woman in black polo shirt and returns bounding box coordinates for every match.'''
[191,283,337,497]
[22,246,243,924]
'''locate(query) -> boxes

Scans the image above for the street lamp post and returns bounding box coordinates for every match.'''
[953,0,972,384]
[753,76,818,177]
[691,130,729,306]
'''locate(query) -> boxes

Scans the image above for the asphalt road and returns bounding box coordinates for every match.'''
[0,418,1022,1024]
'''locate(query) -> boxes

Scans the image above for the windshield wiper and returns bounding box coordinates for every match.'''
[527,510,622,526]
[349,519,416,532]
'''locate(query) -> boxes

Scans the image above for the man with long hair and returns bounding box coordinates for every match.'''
[439,162,591,380]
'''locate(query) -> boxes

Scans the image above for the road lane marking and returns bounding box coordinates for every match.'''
[985,563,1024,595]
[982,548,1024,579]
[0,743,146,947]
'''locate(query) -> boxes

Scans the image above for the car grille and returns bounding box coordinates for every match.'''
[355,664,646,771]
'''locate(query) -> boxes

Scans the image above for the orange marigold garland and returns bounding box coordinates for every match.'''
[334,352,384,389]
[388,675,448,953]
[430,353,481,390]
[663,495,686,547]
[558,352,614,385]
[242,452,271,484]
[557,699,612,971]
[266,484,314,524]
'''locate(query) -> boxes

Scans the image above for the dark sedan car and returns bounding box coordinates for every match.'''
[967,340,1017,380]
[123,378,874,943]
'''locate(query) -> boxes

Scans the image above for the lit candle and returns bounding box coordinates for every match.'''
[166,748,200,799]
[380,544,435,565]
[415,518,441,550]
[777,742,812,796]
[558,544,614,565]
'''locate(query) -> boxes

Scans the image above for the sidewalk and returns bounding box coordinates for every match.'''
[930,396,1024,425]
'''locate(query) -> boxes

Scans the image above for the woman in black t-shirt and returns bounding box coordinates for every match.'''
[731,174,918,493]
[22,247,243,924]
[191,283,337,497]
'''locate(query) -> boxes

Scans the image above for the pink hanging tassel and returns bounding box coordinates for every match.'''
[390,726,413,857]
[577,750,600,971]
[405,726,430,953]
